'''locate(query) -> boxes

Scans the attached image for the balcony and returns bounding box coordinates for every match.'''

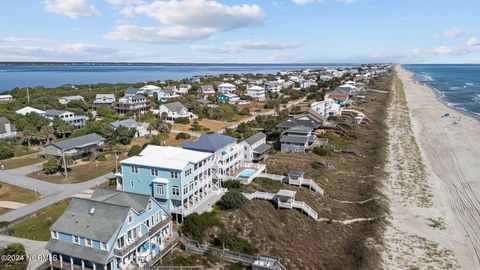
[113,217,172,257]
[50,260,94,270]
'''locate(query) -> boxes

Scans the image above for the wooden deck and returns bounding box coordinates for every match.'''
[258,173,325,195]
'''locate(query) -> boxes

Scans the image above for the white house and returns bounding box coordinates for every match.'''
[110,119,149,137]
[45,110,88,128]
[217,83,236,94]
[225,93,240,103]
[246,85,266,101]
[140,85,162,96]
[59,95,84,105]
[310,98,342,118]
[157,88,180,102]
[0,117,17,140]
[158,102,198,122]
[241,132,271,163]
[198,85,215,98]
[178,84,192,94]
[93,94,115,109]
[15,106,46,116]
[0,94,14,103]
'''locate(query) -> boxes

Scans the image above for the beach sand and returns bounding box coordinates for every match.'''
[381,66,480,269]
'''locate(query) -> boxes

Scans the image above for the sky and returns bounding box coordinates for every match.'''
[0,0,479,63]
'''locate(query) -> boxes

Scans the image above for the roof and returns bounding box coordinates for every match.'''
[0,94,13,98]
[276,189,296,198]
[244,132,266,145]
[0,117,16,134]
[121,145,212,171]
[279,135,308,144]
[253,143,271,154]
[181,133,237,152]
[288,170,305,177]
[47,239,110,265]
[110,119,139,129]
[199,85,214,92]
[61,95,84,100]
[287,125,312,133]
[45,109,71,117]
[218,83,235,88]
[15,106,46,115]
[197,98,211,105]
[125,87,141,95]
[162,102,187,114]
[90,188,151,213]
[95,94,115,99]
[47,133,105,151]
[140,85,161,90]
[276,114,323,130]
[248,85,264,91]
[49,197,130,243]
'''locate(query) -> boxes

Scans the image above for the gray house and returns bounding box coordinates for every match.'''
[43,133,105,160]
[0,117,17,140]
[241,132,271,162]
[279,126,318,153]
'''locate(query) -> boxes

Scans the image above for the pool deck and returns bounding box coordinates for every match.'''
[229,163,266,184]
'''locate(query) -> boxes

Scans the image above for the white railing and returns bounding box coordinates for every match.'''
[292,201,318,220]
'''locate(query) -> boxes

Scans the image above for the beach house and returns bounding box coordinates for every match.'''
[15,106,46,116]
[45,110,88,128]
[116,146,223,219]
[93,94,116,110]
[116,95,150,114]
[0,94,14,103]
[43,133,105,161]
[59,95,85,105]
[46,189,173,270]
[247,85,266,101]
[157,102,198,123]
[110,119,149,138]
[310,98,342,118]
[140,85,162,96]
[241,132,271,163]
[325,89,349,106]
[217,83,236,94]
[178,84,191,94]
[277,114,325,153]
[198,85,215,98]
[0,117,18,140]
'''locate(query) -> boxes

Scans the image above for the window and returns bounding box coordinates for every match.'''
[85,238,92,247]
[128,213,133,224]
[130,180,134,188]
[171,171,179,179]
[100,242,107,251]
[156,184,165,195]
[51,231,58,239]
[148,201,152,211]
[131,166,138,173]
[172,186,180,196]
[151,168,158,176]
[185,168,192,177]
[72,235,80,245]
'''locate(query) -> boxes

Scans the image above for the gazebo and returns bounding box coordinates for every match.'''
[288,170,305,184]
[275,189,297,209]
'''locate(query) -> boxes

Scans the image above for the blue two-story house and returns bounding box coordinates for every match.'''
[46,189,173,270]
[116,145,224,222]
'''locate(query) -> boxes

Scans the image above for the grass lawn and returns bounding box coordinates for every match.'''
[173,119,235,133]
[6,199,70,241]
[0,182,39,204]
[14,145,41,157]
[26,154,117,184]
[0,155,45,170]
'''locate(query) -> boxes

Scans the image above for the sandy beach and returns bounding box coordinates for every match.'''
[382,65,480,269]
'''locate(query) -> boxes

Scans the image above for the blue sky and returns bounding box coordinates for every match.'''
[0,0,479,63]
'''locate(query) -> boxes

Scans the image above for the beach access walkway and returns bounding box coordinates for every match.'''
[258,172,325,194]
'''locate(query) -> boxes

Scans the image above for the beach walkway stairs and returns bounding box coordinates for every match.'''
[178,233,288,270]
[258,172,325,195]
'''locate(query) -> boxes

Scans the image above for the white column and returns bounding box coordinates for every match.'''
[81,260,85,270]
[59,255,63,269]
[70,257,74,270]
[93,263,96,270]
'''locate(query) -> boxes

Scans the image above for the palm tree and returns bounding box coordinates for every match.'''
[54,120,72,139]
[21,125,37,147]
[40,126,54,145]
[156,119,172,134]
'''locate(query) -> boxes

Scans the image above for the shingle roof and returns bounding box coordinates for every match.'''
[279,135,308,144]
[47,239,110,265]
[45,109,71,117]
[181,133,237,152]
[253,143,271,154]
[0,117,16,134]
[95,94,115,99]
[162,102,187,114]
[110,119,139,129]
[125,87,141,95]
[90,188,151,213]
[244,132,266,145]
[49,197,130,243]
[48,133,105,151]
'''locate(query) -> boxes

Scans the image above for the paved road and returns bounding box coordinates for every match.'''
[0,234,48,270]
[0,170,113,222]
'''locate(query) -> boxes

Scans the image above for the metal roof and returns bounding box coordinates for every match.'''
[244,132,266,145]
[181,133,237,152]
[46,239,110,265]
[279,135,308,144]
[253,143,271,154]
[47,133,105,151]
[110,119,139,129]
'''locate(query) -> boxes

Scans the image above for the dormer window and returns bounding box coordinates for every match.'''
[85,238,92,247]
[100,242,108,251]
[51,231,58,239]
[72,235,80,245]
[128,213,133,224]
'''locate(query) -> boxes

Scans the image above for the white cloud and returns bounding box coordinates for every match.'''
[104,0,144,5]
[0,37,48,43]
[467,37,480,47]
[437,27,464,39]
[433,46,467,56]
[292,0,357,5]
[192,39,302,53]
[106,25,213,43]
[120,0,265,32]
[42,0,100,19]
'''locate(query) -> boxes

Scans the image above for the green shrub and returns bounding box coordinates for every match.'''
[311,162,321,169]
[212,231,257,254]
[42,158,60,174]
[96,153,107,161]
[218,190,248,210]
[182,212,219,241]
[128,145,142,157]
[0,243,27,270]
[81,156,90,162]
[174,117,190,124]
[176,132,191,140]
[253,177,283,189]
[0,144,14,160]
[313,147,330,156]
[222,180,242,190]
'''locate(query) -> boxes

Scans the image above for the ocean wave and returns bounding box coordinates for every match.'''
[465,82,475,87]
[416,73,434,82]
[449,86,462,90]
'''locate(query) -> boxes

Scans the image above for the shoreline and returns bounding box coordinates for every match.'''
[385,65,480,270]
[401,65,480,120]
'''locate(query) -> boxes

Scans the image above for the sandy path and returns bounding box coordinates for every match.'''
[396,66,480,269]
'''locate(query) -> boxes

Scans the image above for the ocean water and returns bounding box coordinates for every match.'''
[403,64,480,117]
[0,63,355,91]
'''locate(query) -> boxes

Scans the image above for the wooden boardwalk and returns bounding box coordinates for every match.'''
[258,173,325,195]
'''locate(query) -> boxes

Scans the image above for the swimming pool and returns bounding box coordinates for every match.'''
[236,168,256,178]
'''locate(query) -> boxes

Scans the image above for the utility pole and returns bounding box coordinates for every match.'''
[26,82,30,103]
[62,150,68,180]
